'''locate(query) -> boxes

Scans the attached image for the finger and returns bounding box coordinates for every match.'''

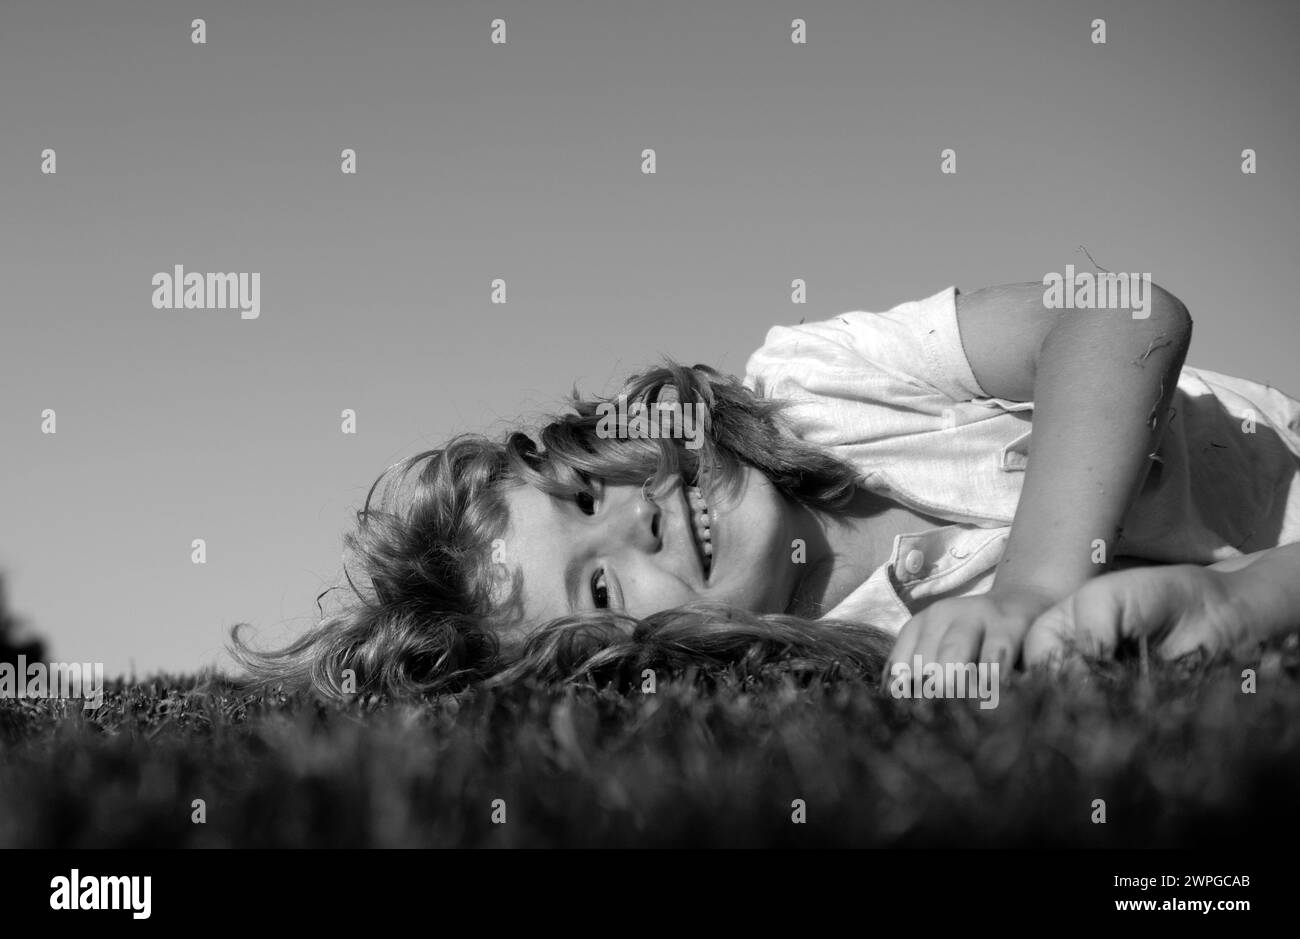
[913,611,963,667]
[884,613,927,684]
[977,626,1019,677]
[935,621,985,666]
[1151,571,1236,659]
[1114,566,1242,660]
[919,615,985,697]
[1083,567,1195,657]
[1022,597,1080,670]
[1024,576,1134,668]
[937,623,987,697]
[1158,625,1219,660]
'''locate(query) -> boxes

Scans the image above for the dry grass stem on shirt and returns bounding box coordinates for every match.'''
[1077,245,1112,274]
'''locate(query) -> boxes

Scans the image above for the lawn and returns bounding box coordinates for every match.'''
[1,636,1298,848]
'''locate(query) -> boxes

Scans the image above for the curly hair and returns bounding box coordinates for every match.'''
[228,361,891,699]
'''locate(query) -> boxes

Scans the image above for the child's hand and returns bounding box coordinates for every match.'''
[1022,564,1247,666]
[885,586,1057,679]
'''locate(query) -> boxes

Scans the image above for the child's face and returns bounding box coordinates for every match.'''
[496,464,804,638]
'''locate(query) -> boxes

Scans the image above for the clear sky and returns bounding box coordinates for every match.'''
[3,0,1298,676]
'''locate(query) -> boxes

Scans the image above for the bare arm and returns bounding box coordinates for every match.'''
[957,279,1193,601]
[887,277,1194,673]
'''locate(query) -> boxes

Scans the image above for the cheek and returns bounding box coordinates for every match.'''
[733,488,788,560]
[623,571,696,619]
[730,493,798,606]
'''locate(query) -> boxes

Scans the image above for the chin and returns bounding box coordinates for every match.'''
[710,472,795,613]
[721,546,795,614]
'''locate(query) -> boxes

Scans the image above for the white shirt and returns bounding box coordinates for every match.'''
[742,286,1300,633]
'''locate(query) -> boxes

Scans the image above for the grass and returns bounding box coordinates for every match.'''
[2,635,1299,848]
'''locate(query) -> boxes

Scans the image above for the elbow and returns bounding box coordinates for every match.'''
[1148,283,1193,343]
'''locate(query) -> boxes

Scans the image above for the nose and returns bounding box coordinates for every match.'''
[611,478,665,553]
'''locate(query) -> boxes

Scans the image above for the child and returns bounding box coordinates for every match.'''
[232,281,1300,698]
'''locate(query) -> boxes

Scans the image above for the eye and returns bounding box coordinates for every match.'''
[590,568,609,609]
[573,490,596,515]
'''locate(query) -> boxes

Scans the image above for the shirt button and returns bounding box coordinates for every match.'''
[903,549,926,576]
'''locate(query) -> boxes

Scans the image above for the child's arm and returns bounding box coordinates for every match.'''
[1022,542,1300,664]
[885,279,1193,673]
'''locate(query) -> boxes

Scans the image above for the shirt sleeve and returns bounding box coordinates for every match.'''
[743,286,989,403]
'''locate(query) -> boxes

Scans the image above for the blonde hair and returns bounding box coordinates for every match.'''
[229,361,884,699]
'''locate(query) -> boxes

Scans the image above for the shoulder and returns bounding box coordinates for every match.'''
[743,286,981,401]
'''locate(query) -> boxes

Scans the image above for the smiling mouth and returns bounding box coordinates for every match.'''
[685,484,713,581]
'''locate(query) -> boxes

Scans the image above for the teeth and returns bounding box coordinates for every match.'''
[686,485,713,575]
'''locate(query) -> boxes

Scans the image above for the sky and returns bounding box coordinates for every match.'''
[2,0,1298,676]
